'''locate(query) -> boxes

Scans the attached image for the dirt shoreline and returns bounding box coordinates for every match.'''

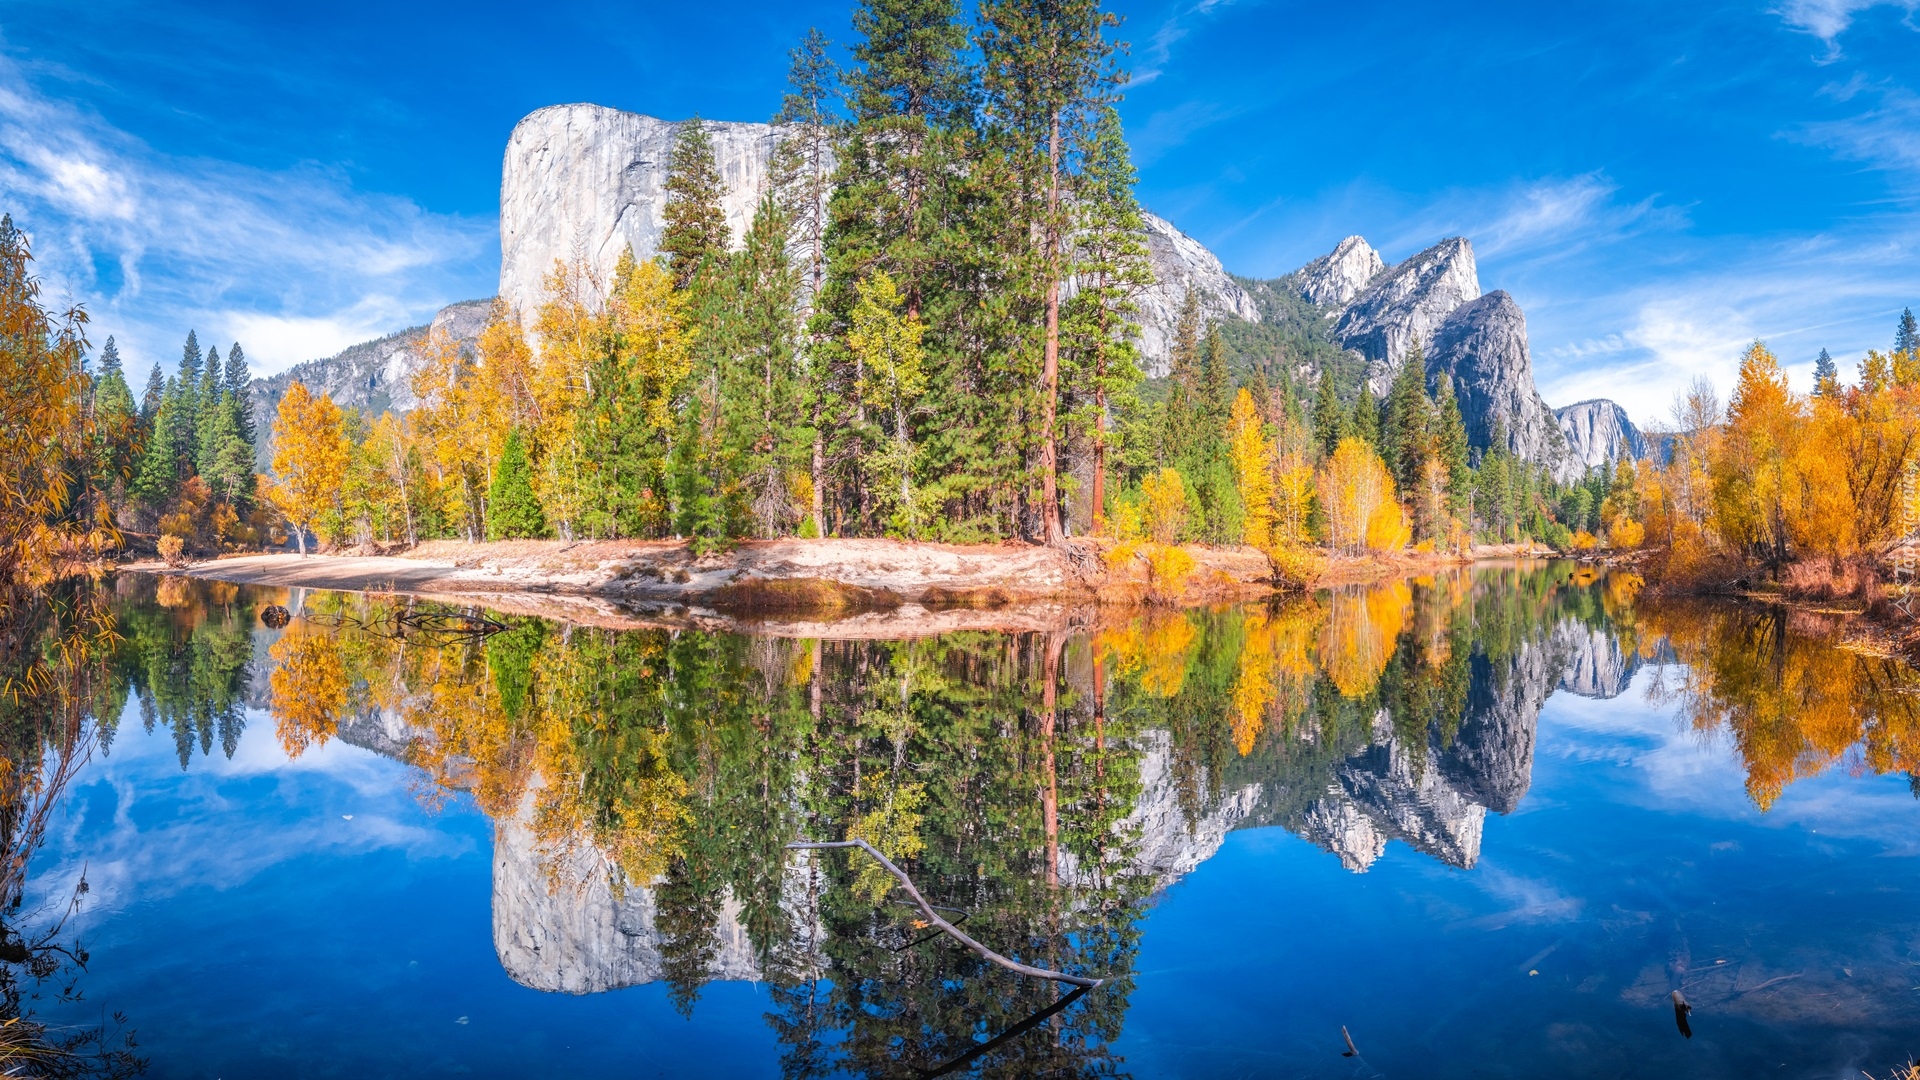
[122,537,1561,634]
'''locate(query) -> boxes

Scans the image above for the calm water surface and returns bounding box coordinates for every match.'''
[13,563,1920,1077]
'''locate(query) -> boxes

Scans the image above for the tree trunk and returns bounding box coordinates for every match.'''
[1041,632,1061,888]
[1039,113,1065,545]
[295,523,306,556]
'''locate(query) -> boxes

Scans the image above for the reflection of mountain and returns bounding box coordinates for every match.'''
[490,787,765,994]
[1201,616,1633,874]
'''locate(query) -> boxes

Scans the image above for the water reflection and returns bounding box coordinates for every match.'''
[25,563,1920,1074]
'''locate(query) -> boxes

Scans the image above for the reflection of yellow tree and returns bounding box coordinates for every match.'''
[1229,601,1322,754]
[1644,601,1920,809]
[268,627,349,756]
[1101,613,1198,699]
[846,768,926,904]
[1320,580,1411,698]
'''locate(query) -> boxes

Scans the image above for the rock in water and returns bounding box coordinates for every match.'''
[1333,236,1481,391]
[1554,398,1646,479]
[1424,292,1571,473]
[1295,235,1385,308]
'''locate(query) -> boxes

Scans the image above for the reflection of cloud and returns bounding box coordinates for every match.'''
[1459,865,1584,928]
[0,53,495,376]
[1538,667,1920,856]
[28,701,475,917]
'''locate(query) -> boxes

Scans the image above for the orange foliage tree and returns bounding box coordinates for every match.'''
[267,382,349,555]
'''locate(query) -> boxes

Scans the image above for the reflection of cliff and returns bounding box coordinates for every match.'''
[490,787,765,994]
[1210,618,1633,874]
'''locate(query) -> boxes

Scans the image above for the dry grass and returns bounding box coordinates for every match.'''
[707,577,905,613]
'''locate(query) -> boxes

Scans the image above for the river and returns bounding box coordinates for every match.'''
[4,561,1918,1077]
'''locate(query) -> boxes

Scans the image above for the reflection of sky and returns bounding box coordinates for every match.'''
[1116,668,1920,1078]
[35,696,784,1078]
[27,656,1920,1076]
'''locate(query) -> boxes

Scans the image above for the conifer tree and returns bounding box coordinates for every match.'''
[661,118,730,290]
[772,28,842,534]
[200,344,222,412]
[1060,105,1148,528]
[1434,375,1471,520]
[90,336,139,483]
[224,342,256,444]
[1381,339,1433,490]
[1163,290,1203,465]
[1312,367,1342,459]
[1897,307,1920,357]
[1812,347,1838,396]
[139,362,164,425]
[978,0,1121,543]
[1199,325,1231,430]
[1348,387,1379,446]
[487,428,546,539]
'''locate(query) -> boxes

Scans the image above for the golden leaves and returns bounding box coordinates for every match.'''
[268,625,349,757]
[266,382,349,549]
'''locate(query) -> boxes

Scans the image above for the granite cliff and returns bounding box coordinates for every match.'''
[1554,398,1646,477]
[247,299,490,469]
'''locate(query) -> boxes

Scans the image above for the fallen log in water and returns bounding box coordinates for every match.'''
[787,838,1104,989]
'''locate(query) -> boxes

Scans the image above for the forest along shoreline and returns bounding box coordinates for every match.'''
[122,536,1553,623]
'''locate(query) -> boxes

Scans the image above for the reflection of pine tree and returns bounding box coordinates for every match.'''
[653,856,721,1017]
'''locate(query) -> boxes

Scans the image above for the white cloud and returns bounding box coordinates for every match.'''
[1774,0,1917,47]
[0,55,496,377]
[1129,0,1241,88]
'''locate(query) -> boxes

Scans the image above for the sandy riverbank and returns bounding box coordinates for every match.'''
[123,536,1564,632]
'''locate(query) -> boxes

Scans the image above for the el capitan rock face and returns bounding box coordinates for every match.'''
[499,104,784,325]
[495,103,1255,376]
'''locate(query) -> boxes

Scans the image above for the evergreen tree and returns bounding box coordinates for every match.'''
[139,362,165,425]
[1897,307,1920,357]
[486,429,546,539]
[1162,290,1203,465]
[197,393,255,507]
[1059,105,1149,528]
[771,27,842,535]
[224,342,256,444]
[199,343,222,411]
[1348,386,1379,446]
[1381,339,1433,490]
[1312,367,1342,459]
[978,0,1121,542]
[91,337,139,484]
[1812,347,1838,396]
[661,118,730,290]
[1434,376,1471,519]
[1199,325,1231,431]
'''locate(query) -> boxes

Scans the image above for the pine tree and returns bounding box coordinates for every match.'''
[661,118,730,290]
[224,342,256,444]
[1381,338,1433,490]
[139,362,164,425]
[91,336,139,483]
[1312,367,1342,459]
[1348,386,1379,446]
[978,0,1121,542]
[1812,347,1838,396]
[1434,376,1471,519]
[1163,290,1203,465]
[1897,307,1920,356]
[487,428,547,539]
[197,393,254,506]
[1199,325,1231,430]
[1060,105,1148,528]
[200,344,222,410]
[772,27,842,535]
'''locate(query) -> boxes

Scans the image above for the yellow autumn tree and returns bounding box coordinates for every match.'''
[1228,389,1273,548]
[1711,341,1801,563]
[267,382,349,555]
[1318,438,1407,554]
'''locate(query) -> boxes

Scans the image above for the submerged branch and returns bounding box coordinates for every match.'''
[786,839,1104,989]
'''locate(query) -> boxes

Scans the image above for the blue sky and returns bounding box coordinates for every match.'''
[2,0,1916,423]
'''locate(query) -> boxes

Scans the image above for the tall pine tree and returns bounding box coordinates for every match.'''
[1812,347,1838,396]
[661,118,730,290]
[487,429,546,539]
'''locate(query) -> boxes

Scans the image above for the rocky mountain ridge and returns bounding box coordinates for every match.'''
[247,103,1645,487]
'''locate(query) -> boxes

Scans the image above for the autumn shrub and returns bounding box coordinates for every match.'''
[1571,530,1600,551]
[1608,515,1645,549]
[157,534,188,567]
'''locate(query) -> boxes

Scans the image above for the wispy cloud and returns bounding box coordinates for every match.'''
[1373,173,1687,268]
[1773,0,1917,51]
[1128,0,1241,88]
[1796,81,1920,185]
[0,54,496,377]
